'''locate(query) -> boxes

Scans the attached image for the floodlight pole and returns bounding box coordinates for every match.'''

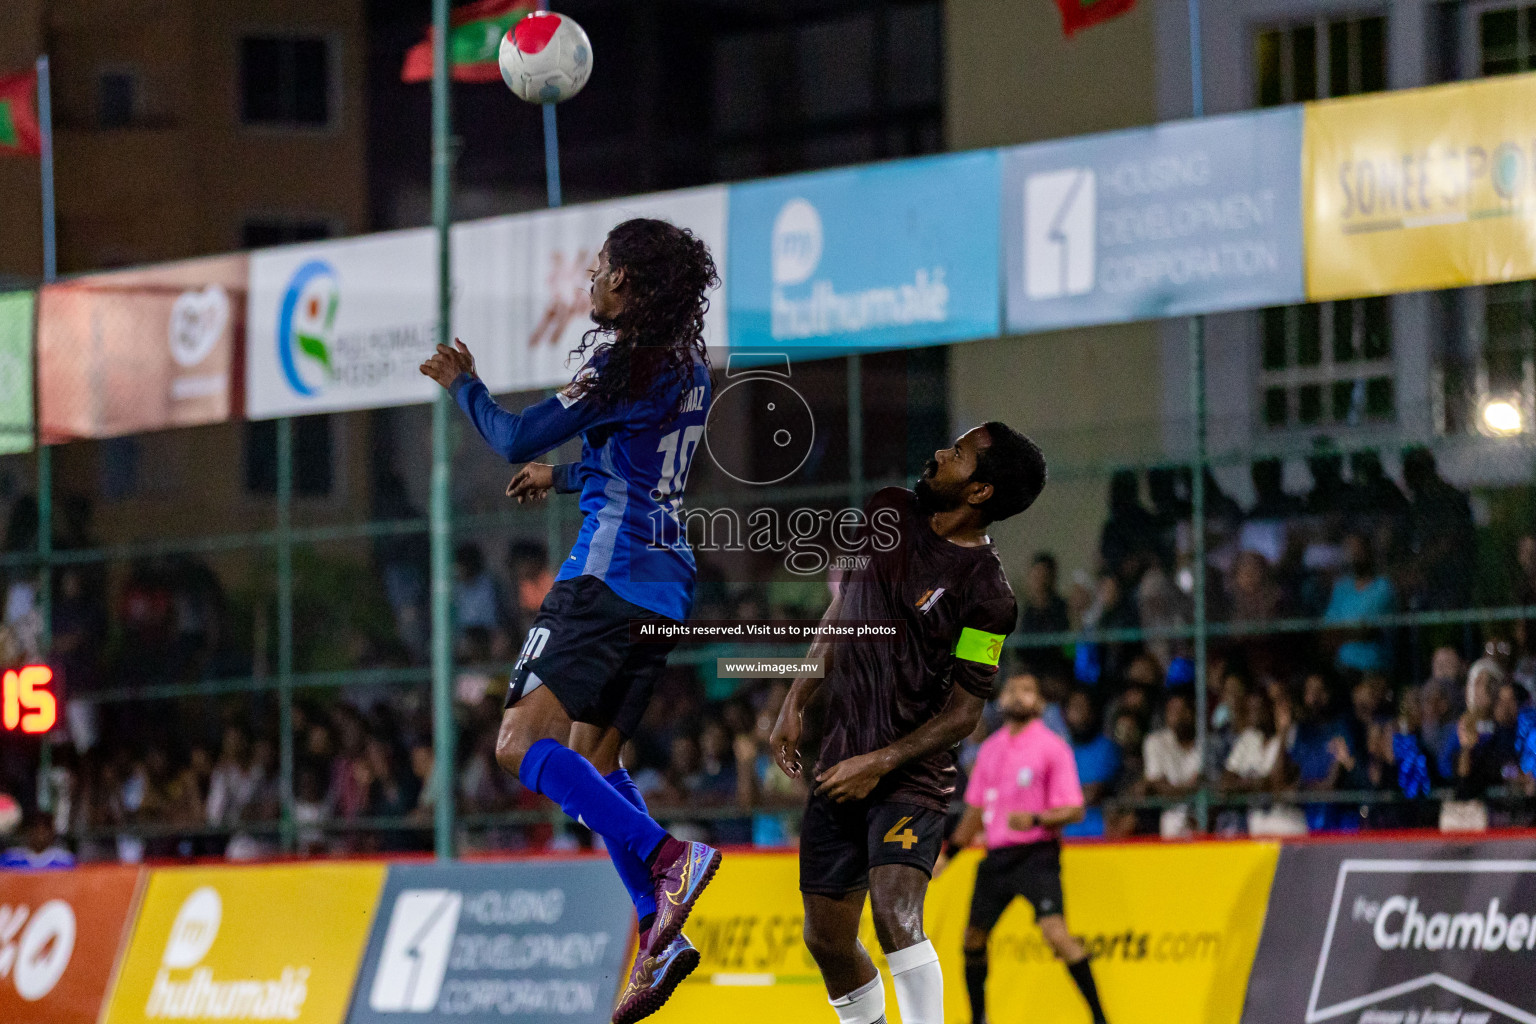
[35,55,56,814]
[430,0,457,861]
[1187,0,1211,835]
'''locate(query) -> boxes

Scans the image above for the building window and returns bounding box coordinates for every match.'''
[1480,5,1536,75]
[1259,300,1395,430]
[245,416,333,496]
[241,217,333,249]
[1256,15,1387,106]
[97,71,139,128]
[240,37,331,127]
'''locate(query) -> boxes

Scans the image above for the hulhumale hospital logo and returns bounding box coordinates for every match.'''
[278,260,340,397]
[768,197,949,341]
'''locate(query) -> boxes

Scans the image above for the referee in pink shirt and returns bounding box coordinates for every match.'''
[938,671,1110,1024]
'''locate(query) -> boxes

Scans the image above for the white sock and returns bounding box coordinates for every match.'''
[887,939,943,1024]
[829,975,886,1024]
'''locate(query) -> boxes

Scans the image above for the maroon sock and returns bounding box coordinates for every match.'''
[645,835,685,872]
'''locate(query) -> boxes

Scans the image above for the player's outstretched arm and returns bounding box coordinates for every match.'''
[420,339,622,464]
[815,686,986,803]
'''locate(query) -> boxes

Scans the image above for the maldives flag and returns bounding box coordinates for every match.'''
[1057,0,1138,36]
[401,0,537,83]
[0,70,41,157]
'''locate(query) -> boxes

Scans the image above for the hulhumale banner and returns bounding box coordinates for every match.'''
[103,863,385,1024]
[0,291,33,455]
[1243,838,1536,1024]
[246,229,440,420]
[347,859,632,1024]
[1003,107,1306,332]
[727,151,1001,353]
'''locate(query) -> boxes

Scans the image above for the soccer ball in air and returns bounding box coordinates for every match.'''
[499,11,593,104]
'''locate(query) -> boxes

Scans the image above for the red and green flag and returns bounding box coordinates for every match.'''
[401,0,537,83]
[1057,0,1138,37]
[0,70,41,158]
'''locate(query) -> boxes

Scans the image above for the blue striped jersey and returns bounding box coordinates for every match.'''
[450,355,712,622]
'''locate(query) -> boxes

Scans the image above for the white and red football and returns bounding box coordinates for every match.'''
[499,11,593,104]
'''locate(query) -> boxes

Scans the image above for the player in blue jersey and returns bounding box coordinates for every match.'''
[421,219,720,1024]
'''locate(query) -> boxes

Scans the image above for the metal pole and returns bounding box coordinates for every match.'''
[276,418,295,852]
[35,55,56,813]
[538,1,562,209]
[542,106,562,210]
[1187,0,1210,834]
[37,57,56,286]
[847,354,864,508]
[430,0,457,861]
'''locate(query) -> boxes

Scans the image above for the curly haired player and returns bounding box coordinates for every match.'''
[422,218,720,1024]
[770,423,1046,1024]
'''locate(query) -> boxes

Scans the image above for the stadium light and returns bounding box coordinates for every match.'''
[1480,397,1524,436]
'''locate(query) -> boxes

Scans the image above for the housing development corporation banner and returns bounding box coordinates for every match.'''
[103,864,385,1024]
[1304,72,1536,300]
[0,865,143,1024]
[348,859,633,1024]
[727,152,1001,355]
[1002,107,1305,332]
[0,290,33,455]
[1243,839,1536,1024]
[37,256,247,442]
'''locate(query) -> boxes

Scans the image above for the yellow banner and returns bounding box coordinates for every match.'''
[1305,72,1536,299]
[103,864,386,1024]
[665,843,1277,1024]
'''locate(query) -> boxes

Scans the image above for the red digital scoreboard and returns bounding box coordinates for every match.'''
[2,664,58,734]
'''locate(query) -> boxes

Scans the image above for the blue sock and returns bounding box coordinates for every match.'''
[522,739,668,864]
[604,768,659,924]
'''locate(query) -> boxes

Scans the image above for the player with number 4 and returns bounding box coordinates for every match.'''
[421,218,719,1024]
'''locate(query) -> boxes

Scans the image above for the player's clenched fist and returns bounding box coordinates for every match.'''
[507,463,554,504]
[420,338,477,388]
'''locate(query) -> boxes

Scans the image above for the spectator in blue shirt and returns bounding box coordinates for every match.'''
[1062,688,1120,838]
[1288,672,1359,831]
[1324,533,1395,674]
[1,813,75,870]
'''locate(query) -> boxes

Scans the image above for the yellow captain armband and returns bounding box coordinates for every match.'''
[954,627,1005,666]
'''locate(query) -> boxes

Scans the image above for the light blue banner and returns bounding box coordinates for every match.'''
[728,152,1001,353]
[1003,107,1306,332]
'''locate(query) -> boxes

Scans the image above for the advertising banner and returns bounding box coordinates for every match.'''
[665,843,1277,1024]
[0,865,142,1024]
[1244,838,1536,1024]
[728,152,1001,353]
[246,230,438,420]
[0,291,33,455]
[348,858,632,1024]
[37,255,246,442]
[1304,72,1536,300]
[459,186,729,395]
[930,843,1278,1024]
[1003,107,1305,332]
[103,863,385,1024]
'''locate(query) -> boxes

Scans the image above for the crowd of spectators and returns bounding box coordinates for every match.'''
[3,441,1536,864]
[1007,445,1536,840]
